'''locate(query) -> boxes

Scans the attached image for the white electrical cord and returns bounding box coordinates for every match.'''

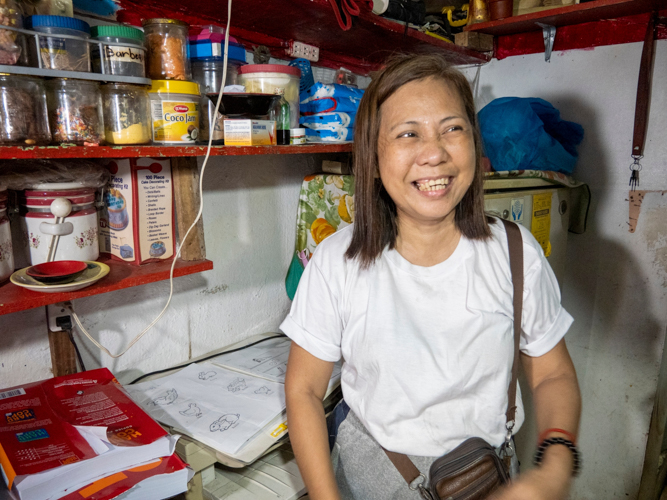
[68,0,234,358]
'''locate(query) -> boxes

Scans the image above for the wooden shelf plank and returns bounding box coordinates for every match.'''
[465,0,667,36]
[0,256,213,316]
[0,143,353,160]
[118,0,490,75]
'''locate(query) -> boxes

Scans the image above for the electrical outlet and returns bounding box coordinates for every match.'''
[286,41,319,62]
[47,303,72,332]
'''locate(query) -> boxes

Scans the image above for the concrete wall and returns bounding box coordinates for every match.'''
[0,41,665,500]
[462,40,667,499]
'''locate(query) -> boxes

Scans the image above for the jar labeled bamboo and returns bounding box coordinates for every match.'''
[102,83,151,145]
[46,79,103,145]
[143,18,191,81]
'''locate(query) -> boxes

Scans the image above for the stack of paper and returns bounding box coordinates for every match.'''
[127,336,342,467]
[0,369,182,500]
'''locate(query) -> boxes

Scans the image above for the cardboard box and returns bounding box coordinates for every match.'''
[223,119,277,146]
[99,158,175,265]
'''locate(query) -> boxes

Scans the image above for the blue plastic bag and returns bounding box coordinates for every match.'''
[478,97,584,174]
[300,83,364,115]
[300,111,357,130]
[305,127,354,142]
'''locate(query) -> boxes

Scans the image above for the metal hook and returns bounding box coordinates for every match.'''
[536,23,556,62]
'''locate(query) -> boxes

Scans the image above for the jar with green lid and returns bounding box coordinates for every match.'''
[143,18,190,81]
[102,83,151,145]
[148,80,200,144]
[91,25,146,78]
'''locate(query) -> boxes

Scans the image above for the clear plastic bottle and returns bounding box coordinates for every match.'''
[0,75,51,145]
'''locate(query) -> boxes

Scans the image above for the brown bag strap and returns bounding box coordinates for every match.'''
[382,220,524,485]
[501,218,523,425]
[632,12,658,158]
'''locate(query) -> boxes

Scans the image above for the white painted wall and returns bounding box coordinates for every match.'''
[0,41,665,500]
[462,41,667,499]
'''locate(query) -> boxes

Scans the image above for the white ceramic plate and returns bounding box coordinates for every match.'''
[10,261,110,293]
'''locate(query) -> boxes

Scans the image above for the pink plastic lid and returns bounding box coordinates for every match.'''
[238,64,301,77]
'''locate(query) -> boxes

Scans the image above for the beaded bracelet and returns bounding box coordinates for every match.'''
[533,437,581,476]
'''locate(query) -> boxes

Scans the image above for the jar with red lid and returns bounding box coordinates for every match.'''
[0,186,13,282]
[18,183,99,265]
[238,64,301,129]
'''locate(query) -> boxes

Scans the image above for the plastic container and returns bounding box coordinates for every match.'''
[143,18,190,81]
[26,15,91,72]
[0,187,13,283]
[0,75,51,145]
[18,184,99,265]
[91,25,146,77]
[488,0,513,20]
[192,58,242,143]
[189,25,246,63]
[101,83,151,145]
[290,128,306,145]
[148,80,200,144]
[45,79,104,145]
[0,0,25,65]
[238,64,301,129]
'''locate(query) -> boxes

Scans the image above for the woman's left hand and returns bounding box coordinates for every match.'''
[489,446,574,500]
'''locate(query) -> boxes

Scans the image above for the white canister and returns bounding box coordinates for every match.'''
[0,188,13,282]
[19,184,99,265]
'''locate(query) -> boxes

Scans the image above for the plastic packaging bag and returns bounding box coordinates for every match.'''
[300,82,363,115]
[478,97,584,174]
[0,159,110,189]
[305,127,354,143]
[300,111,356,130]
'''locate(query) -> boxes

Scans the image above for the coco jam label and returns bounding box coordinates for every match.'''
[151,100,199,143]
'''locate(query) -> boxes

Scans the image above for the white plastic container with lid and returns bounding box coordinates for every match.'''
[0,186,13,282]
[18,183,99,265]
[238,64,301,129]
[148,80,200,143]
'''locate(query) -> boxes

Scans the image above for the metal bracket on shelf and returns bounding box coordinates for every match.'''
[536,23,556,63]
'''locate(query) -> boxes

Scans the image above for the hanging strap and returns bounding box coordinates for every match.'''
[381,219,524,486]
[632,12,657,159]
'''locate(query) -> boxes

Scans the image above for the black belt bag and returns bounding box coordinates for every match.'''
[383,219,524,500]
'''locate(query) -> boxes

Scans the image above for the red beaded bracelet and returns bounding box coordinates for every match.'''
[538,428,577,445]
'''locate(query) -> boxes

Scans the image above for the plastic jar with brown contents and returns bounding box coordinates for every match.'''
[143,18,190,81]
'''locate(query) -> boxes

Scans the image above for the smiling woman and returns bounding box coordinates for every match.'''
[282,54,581,500]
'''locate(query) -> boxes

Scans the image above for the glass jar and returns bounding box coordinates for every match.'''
[26,15,91,72]
[46,79,104,145]
[91,25,146,78]
[101,83,151,145]
[143,18,190,81]
[192,59,240,143]
[238,64,301,129]
[0,75,51,145]
[0,0,25,65]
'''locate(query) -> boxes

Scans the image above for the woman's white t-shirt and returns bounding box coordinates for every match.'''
[280,220,573,457]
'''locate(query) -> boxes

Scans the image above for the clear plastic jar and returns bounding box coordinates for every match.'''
[26,15,91,72]
[0,0,25,65]
[91,25,146,78]
[192,59,241,143]
[101,83,151,145]
[143,18,190,81]
[238,64,301,129]
[0,75,51,145]
[46,79,103,145]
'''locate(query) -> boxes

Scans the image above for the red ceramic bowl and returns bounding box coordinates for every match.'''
[26,261,88,284]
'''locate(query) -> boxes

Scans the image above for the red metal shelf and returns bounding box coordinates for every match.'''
[117,0,490,75]
[465,0,667,35]
[0,256,213,316]
[0,143,353,160]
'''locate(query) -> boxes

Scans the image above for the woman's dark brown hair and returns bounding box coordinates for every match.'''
[345,53,491,268]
